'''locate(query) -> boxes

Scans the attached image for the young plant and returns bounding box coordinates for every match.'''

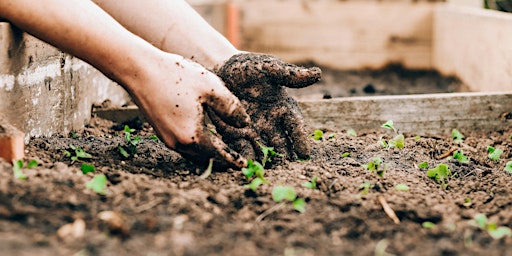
[418,161,429,169]
[487,146,503,161]
[505,161,512,174]
[242,160,269,192]
[357,181,372,198]
[257,142,283,166]
[86,174,107,195]
[302,176,318,190]
[426,163,452,188]
[81,163,95,174]
[452,150,469,163]
[310,129,324,141]
[469,213,512,239]
[452,129,464,143]
[381,120,404,149]
[149,135,161,142]
[272,186,306,213]
[347,129,357,137]
[65,144,92,163]
[119,125,142,158]
[363,157,387,177]
[11,159,39,180]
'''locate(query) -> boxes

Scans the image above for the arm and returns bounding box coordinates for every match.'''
[0,0,250,169]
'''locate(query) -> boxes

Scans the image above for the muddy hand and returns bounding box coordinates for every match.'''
[212,53,321,162]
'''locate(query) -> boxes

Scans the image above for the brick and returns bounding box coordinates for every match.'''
[0,120,24,164]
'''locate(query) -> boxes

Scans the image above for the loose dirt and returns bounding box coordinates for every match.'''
[0,68,510,256]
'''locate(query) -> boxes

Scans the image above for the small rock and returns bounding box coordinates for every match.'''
[57,218,86,241]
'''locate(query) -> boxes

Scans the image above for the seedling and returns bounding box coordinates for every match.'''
[357,181,372,198]
[381,120,397,133]
[242,160,269,192]
[418,162,429,169]
[422,221,436,229]
[199,158,214,179]
[272,186,306,213]
[469,213,512,239]
[65,144,92,163]
[395,184,409,191]
[311,129,324,141]
[119,125,142,158]
[452,129,464,143]
[413,135,421,141]
[81,163,95,174]
[347,129,357,137]
[86,174,107,195]
[426,163,452,188]
[328,133,336,139]
[380,120,404,149]
[257,142,283,166]
[149,135,161,142]
[362,157,386,177]
[302,176,318,189]
[463,198,472,207]
[12,160,27,180]
[505,161,512,174]
[342,152,350,158]
[452,150,469,163]
[487,146,503,161]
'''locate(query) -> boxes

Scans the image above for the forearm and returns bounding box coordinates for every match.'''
[0,0,158,90]
[92,0,239,69]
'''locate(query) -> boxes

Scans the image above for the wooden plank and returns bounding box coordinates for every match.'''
[299,92,512,135]
[433,5,512,92]
[238,0,435,70]
[94,92,512,136]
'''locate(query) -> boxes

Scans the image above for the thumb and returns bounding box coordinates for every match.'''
[260,56,322,88]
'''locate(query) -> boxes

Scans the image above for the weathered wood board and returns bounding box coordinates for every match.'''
[94,92,512,136]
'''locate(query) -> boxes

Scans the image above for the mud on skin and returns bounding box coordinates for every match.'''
[212,53,322,163]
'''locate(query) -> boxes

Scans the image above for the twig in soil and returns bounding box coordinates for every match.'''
[255,202,286,223]
[378,196,400,224]
[198,158,214,179]
[134,198,165,213]
[436,147,458,160]
[328,179,338,190]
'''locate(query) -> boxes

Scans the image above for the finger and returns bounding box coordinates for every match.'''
[261,57,322,89]
[283,98,311,159]
[204,85,251,129]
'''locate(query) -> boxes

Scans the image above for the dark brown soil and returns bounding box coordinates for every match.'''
[1,115,511,256]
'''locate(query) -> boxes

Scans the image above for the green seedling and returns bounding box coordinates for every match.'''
[328,133,336,139]
[418,162,429,169]
[380,121,404,149]
[505,161,512,174]
[12,160,27,180]
[242,160,269,192]
[119,125,142,158]
[81,163,95,174]
[302,176,318,189]
[363,157,386,177]
[86,174,107,195]
[426,163,452,188]
[347,129,357,137]
[257,142,283,166]
[149,135,161,142]
[357,181,372,198]
[342,152,350,158]
[422,221,436,229]
[413,135,421,141]
[381,120,397,133]
[452,129,464,143]
[199,158,214,179]
[26,159,38,169]
[395,184,409,191]
[469,213,512,239]
[311,129,324,141]
[463,198,472,207]
[487,146,503,161]
[452,150,469,163]
[65,144,93,163]
[272,186,306,213]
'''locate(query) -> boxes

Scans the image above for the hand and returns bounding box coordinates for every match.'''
[129,53,251,169]
[211,53,321,162]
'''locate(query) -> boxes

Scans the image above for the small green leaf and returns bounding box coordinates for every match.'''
[118,146,130,158]
[487,146,503,161]
[272,186,297,203]
[452,129,464,143]
[86,174,107,195]
[427,164,452,184]
[12,160,27,180]
[395,184,409,191]
[302,176,318,189]
[414,135,421,141]
[149,135,160,142]
[358,181,371,197]
[81,163,95,174]
[381,120,396,132]
[488,226,512,239]
[453,150,469,163]
[418,162,429,169]
[378,139,388,148]
[388,134,405,149]
[347,129,357,137]
[245,177,265,192]
[422,221,436,229]
[311,129,324,141]
[258,142,282,166]
[64,151,71,157]
[469,213,488,229]
[505,161,512,173]
[292,198,306,213]
[124,125,135,134]
[328,133,337,139]
[342,152,350,158]
[74,147,92,159]
[26,160,38,169]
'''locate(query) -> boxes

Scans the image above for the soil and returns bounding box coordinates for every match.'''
[1,69,511,256]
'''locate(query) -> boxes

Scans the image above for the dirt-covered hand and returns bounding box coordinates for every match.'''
[130,54,251,170]
[212,53,321,162]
